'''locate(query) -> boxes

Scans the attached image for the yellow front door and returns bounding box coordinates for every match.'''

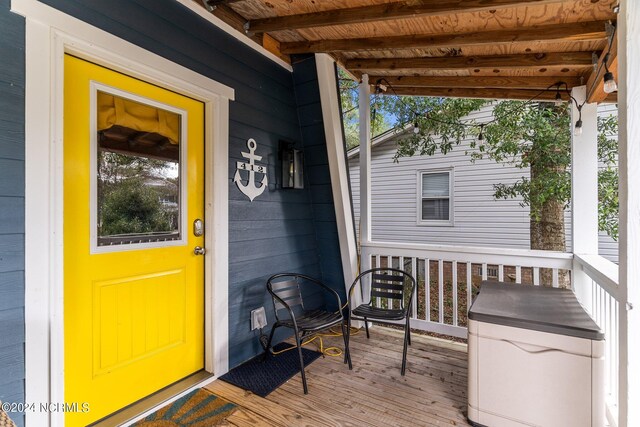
[63,55,205,426]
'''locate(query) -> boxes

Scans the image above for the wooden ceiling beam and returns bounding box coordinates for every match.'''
[370,75,582,90]
[586,33,617,103]
[247,0,563,34]
[346,51,595,72]
[382,86,619,102]
[280,20,609,54]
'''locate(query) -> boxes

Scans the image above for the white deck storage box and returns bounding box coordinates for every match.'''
[467,282,604,427]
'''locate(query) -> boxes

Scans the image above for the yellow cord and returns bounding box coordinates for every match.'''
[270,326,360,357]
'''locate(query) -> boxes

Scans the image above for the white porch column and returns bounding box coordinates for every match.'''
[314,54,359,294]
[570,85,599,313]
[617,1,639,425]
[359,74,372,254]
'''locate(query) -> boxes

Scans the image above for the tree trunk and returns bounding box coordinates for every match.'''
[529,134,570,288]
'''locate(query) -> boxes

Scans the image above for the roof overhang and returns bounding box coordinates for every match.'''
[191,0,618,103]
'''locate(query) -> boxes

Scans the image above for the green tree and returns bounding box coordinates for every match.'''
[97,151,178,237]
[100,178,173,236]
[598,113,619,240]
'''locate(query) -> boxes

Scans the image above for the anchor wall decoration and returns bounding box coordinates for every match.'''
[234,138,268,202]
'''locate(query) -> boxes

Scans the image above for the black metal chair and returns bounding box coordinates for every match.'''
[345,267,416,375]
[264,273,351,394]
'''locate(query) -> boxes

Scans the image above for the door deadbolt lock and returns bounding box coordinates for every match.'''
[193,219,204,237]
[194,246,206,256]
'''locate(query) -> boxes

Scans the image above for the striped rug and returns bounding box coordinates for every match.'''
[132,389,237,427]
[0,405,17,427]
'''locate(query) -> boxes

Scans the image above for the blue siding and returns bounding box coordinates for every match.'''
[0,0,24,425]
[0,0,343,415]
[292,56,345,307]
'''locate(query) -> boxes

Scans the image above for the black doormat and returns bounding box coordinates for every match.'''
[219,343,322,397]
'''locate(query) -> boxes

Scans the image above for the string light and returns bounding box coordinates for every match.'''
[593,21,617,95]
[603,52,617,93]
[574,105,583,137]
[374,78,574,139]
[370,75,605,143]
[554,88,563,105]
[603,70,617,93]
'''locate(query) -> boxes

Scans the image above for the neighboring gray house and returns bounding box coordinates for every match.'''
[348,103,619,263]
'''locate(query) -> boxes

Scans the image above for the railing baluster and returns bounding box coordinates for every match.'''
[498,264,504,282]
[515,266,522,284]
[608,294,614,400]
[533,267,540,286]
[438,259,444,324]
[613,301,617,405]
[552,268,559,288]
[466,262,472,316]
[452,261,458,327]
[411,257,417,320]
[425,258,430,322]
[397,256,403,309]
[592,279,597,324]
[481,262,488,281]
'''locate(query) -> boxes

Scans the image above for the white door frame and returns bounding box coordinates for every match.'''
[12,1,233,426]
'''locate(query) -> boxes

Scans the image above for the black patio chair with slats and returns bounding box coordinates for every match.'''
[345,267,416,375]
[264,273,351,394]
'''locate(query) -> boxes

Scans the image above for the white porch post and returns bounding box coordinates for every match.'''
[359,74,372,265]
[570,85,598,312]
[314,54,359,294]
[617,1,639,426]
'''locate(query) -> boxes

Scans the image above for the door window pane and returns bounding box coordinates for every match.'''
[96,91,181,246]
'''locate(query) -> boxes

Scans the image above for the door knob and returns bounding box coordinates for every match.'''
[194,246,206,255]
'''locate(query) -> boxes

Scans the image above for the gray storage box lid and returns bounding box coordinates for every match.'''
[469,281,604,340]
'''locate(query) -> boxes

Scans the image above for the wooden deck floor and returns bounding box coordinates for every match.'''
[206,327,471,427]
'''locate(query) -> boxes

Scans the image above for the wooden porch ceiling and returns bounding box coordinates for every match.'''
[196,0,618,103]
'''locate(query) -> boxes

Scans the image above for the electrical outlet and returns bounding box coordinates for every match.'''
[251,307,267,330]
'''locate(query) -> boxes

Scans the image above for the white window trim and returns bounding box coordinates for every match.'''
[12,1,233,426]
[417,168,454,227]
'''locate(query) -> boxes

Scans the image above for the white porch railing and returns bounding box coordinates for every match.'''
[360,242,621,426]
[360,241,574,338]
[574,254,621,427]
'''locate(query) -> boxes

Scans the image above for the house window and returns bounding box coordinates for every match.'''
[418,170,453,225]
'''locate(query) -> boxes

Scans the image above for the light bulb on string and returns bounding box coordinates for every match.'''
[574,119,583,137]
[554,90,563,106]
[413,113,420,134]
[602,45,617,94]
[478,124,485,141]
[603,71,617,94]
[573,104,583,137]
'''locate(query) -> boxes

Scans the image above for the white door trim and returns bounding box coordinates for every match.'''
[12,1,232,426]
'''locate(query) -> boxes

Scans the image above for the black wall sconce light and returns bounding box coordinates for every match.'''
[279,140,304,189]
